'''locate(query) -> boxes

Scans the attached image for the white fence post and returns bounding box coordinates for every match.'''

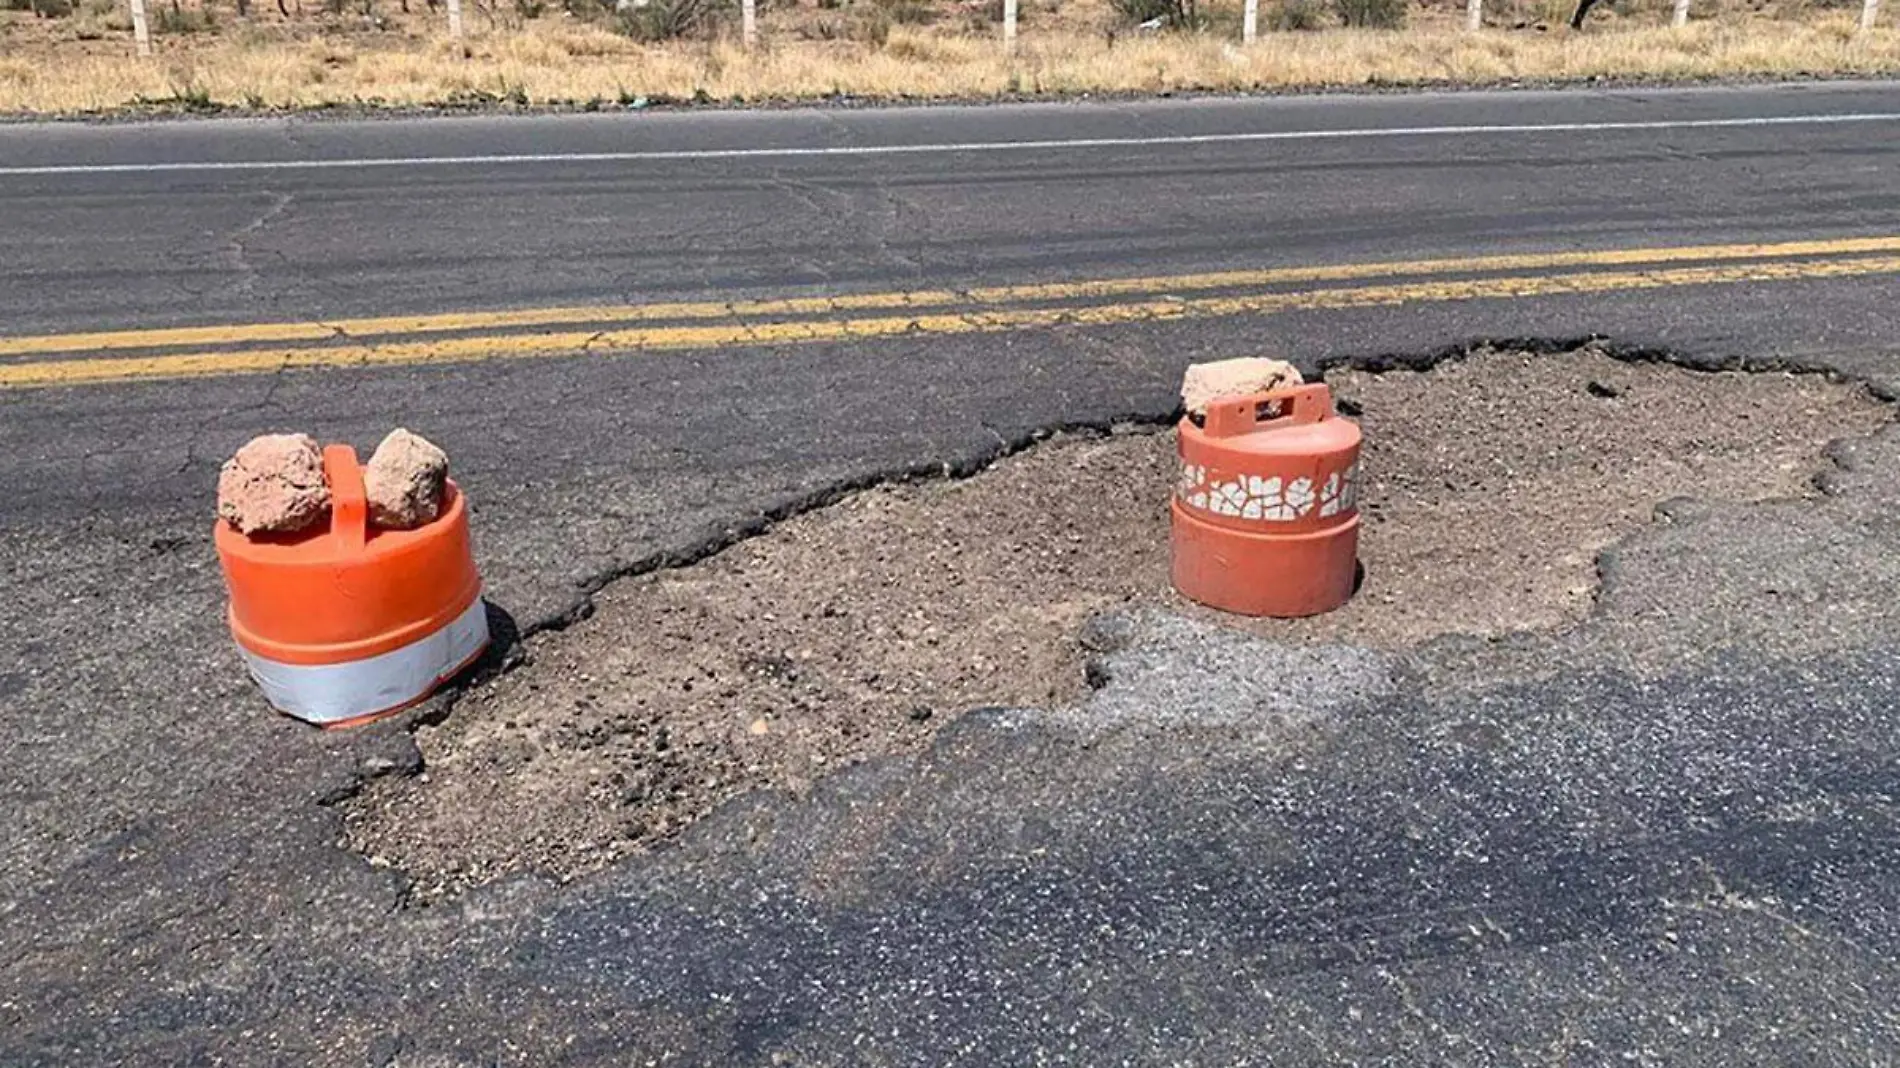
[742,0,757,47]
[1243,0,1258,42]
[1465,0,1481,29]
[1671,0,1689,27]
[129,0,152,55]
[1861,0,1879,31]
[1002,0,1017,51]
[446,0,463,38]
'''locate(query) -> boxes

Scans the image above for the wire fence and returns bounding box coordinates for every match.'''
[102,0,1891,59]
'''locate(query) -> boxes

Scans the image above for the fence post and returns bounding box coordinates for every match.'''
[742,0,757,47]
[446,0,463,39]
[1671,0,1689,26]
[1243,0,1258,42]
[1861,0,1879,31]
[1002,0,1017,51]
[1465,0,1481,29]
[129,0,152,55]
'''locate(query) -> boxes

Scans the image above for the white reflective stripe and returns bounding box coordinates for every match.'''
[6,112,1900,177]
[1176,460,1359,523]
[239,597,490,725]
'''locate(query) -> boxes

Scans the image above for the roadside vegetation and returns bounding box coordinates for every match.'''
[0,0,1895,114]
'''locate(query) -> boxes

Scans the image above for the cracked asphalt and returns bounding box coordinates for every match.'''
[6,83,1900,1064]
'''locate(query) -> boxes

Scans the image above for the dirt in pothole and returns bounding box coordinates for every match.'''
[342,347,1888,900]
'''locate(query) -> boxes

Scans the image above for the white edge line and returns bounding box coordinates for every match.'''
[3,112,1899,176]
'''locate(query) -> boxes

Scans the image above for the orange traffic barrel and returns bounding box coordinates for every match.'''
[214,444,488,728]
[1172,382,1361,617]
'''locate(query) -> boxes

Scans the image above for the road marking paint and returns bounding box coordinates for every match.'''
[3,112,1897,177]
[7,252,1898,389]
[8,234,1900,359]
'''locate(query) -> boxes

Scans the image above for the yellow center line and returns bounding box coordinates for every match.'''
[6,234,1900,359]
[5,252,1896,390]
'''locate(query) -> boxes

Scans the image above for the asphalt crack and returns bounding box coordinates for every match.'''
[222,191,294,298]
[863,164,925,283]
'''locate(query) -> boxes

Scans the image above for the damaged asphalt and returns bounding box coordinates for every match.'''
[9,334,1900,1065]
[7,84,1900,1063]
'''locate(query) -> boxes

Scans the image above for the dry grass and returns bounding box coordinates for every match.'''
[0,0,1895,114]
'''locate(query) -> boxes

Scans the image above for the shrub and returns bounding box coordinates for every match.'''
[957,0,1002,32]
[1520,0,1570,24]
[871,0,934,24]
[1332,0,1403,27]
[154,2,217,32]
[6,0,78,16]
[1271,0,1327,29]
[855,5,890,45]
[614,0,720,40]
[1109,0,1203,29]
[805,13,847,36]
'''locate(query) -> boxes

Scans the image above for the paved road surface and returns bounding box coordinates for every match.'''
[4,83,1900,1063]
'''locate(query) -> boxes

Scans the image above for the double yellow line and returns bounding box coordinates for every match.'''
[6,235,1900,389]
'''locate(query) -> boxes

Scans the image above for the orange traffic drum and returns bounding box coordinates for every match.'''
[1172,382,1362,618]
[214,444,488,728]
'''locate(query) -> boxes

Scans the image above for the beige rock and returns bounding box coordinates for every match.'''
[217,433,331,535]
[1180,357,1304,418]
[365,428,450,530]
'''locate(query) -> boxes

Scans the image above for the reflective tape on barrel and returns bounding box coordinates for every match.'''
[1176,461,1360,521]
[238,596,490,725]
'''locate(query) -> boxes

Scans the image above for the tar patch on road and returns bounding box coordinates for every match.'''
[342,346,1887,901]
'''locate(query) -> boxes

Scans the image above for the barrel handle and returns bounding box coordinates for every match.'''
[1203,383,1334,439]
[323,444,368,554]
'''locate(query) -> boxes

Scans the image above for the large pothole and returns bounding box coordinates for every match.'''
[341,346,1888,901]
